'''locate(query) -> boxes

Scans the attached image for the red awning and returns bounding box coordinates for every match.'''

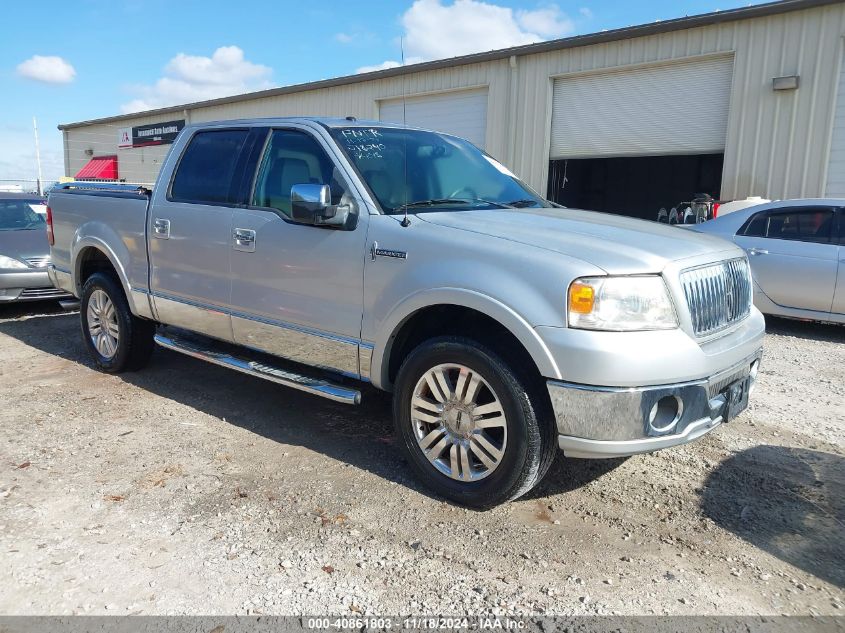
[75,155,118,180]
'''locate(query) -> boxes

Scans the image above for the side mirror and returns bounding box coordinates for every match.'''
[290,183,350,227]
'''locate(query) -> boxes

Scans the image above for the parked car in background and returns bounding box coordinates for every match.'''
[0,193,74,304]
[47,118,764,507]
[692,198,844,324]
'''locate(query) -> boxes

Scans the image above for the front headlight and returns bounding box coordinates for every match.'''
[568,275,678,331]
[0,255,27,270]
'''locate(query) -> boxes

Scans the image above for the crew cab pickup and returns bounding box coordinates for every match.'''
[47,118,764,507]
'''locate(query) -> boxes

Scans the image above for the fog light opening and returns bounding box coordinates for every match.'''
[748,360,760,396]
[649,395,683,433]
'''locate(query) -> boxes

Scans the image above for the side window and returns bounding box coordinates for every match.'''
[252,129,351,218]
[170,130,249,204]
[742,213,767,237]
[764,208,833,243]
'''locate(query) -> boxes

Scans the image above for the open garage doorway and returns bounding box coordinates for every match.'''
[547,153,724,220]
[546,56,733,220]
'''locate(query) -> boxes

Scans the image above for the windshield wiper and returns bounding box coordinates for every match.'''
[394,198,510,212]
[395,199,465,211]
[504,199,541,208]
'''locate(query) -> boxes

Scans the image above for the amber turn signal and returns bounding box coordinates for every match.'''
[569,281,595,314]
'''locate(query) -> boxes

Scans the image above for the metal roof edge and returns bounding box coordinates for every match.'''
[58,0,842,130]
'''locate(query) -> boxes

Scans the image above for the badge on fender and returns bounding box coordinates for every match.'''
[371,241,407,261]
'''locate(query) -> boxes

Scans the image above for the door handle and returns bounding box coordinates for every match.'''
[152,218,170,239]
[233,228,256,252]
[233,228,255,243]
[748,247,768,256]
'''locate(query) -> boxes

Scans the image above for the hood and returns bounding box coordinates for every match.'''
[417,207,740,274]
[0,228,50,263]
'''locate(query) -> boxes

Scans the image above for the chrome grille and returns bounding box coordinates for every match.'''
[24,256,50,268]
[681,258,752,337]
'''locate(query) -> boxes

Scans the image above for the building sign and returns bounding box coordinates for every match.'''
[118,127,132,148]
[118,119,185,149]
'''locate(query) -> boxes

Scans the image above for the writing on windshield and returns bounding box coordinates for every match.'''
[339,128,387,160]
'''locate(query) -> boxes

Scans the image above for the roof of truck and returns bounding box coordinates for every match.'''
[183,117,422,130]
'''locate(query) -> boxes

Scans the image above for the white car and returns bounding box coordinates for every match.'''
[715,196,770,216]
[692,198,845,324]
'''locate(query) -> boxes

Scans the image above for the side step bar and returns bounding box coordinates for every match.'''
[154,333,361,405]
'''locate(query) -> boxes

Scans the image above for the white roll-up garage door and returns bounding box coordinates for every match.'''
[550,56,734,160]
[379,88,488,148]
[825,50,845,197]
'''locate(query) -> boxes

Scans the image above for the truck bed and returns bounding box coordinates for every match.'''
[48,183,152,297]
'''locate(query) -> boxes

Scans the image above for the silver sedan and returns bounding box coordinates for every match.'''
[691,198,844,323]
[0,193,74,303]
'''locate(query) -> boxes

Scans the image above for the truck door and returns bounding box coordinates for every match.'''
[228,126,369,378]
[734,205,837,315]
[148,128,252,341]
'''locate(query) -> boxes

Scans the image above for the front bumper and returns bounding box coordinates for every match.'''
[549,349,762,459]
[0,269,74,303]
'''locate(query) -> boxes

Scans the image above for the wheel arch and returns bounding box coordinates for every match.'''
[370,288,562,391]
[72,237,141,315]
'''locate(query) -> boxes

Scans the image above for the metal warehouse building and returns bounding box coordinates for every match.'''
[60,0,845,219]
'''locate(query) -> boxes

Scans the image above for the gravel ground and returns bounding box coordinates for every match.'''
[0,302,842,616]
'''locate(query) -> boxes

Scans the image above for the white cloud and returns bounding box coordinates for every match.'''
[335,32,354,44]
[121,46,273,113]
[515,6,575,39]
[356,60,404,74]
[356,0,587,73]
[579,7,593,19]
[403,0,543,60]
[16,55,76,84]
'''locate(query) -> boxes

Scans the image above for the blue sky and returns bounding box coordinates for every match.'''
[2,0,753,181]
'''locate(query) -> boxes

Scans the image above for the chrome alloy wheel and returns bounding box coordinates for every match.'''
[87,289,120,359]
[410,363,508,482]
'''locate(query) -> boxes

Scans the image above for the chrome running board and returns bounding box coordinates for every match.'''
[154,332,361,405]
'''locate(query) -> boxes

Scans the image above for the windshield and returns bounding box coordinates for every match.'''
[0,200,46,231]
[330,126,546,213]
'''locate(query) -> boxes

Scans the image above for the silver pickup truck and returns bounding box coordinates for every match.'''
[47,117,764,507]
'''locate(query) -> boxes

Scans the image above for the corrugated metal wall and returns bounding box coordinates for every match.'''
[64,3,845,200]
[63,111,186,186]
[825,42,845,195]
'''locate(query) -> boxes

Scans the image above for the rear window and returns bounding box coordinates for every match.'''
[0,200,47,231]
[169,130,249,204]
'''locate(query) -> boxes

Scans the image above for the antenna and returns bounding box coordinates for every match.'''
[33,117,44,196]
[400,36,411,227]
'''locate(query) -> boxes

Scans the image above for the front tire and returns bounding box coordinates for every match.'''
[393,336,556,508]
[80,272,155,373]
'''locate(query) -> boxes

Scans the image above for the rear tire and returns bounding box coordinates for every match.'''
[393,336,556,508]
[80,272,155,373]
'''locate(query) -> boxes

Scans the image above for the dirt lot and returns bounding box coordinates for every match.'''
[0,302,842,616]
